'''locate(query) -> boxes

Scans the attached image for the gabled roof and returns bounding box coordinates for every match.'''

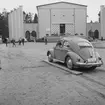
[36,1,87,9]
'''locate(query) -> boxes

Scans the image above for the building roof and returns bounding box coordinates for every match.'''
[36,1,87,9]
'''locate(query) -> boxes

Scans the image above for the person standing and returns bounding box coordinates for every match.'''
[12,39,16,47]
[21,38,25,45]
[4,38,8,47]
[44,36,48,45]
[18,38,21,45]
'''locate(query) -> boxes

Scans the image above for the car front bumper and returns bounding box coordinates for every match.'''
[76,60,103,68]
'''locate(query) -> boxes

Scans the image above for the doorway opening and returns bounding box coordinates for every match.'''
[94,30,99,39]
[60,24,65,35]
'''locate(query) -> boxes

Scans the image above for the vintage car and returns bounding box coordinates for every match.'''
[47,36,103,70]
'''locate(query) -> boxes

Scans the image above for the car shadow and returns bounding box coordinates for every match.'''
[53,61,104,74]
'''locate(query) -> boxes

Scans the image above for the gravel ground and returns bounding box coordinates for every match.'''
[0,42,105,105]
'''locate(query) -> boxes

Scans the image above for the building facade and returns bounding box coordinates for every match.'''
[8,6,38,41]
[37,1,87,38]
[87,22,101,39]
[8,6,24,41]
[100,5,105,39]
[86,5,105,40]
[24,23,38,41]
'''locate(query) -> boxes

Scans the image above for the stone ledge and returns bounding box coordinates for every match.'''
[42,60,83,75]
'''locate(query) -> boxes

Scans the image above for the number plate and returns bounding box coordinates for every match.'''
[88,58,96,62]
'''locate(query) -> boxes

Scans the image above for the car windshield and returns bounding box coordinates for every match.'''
[78,42,92,48]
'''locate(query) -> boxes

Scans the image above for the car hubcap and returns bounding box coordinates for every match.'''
[67,58,72,69]
[48,54,52,61]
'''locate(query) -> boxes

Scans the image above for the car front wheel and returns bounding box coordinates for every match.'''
[48,53,53,62]
[66,57,73,70]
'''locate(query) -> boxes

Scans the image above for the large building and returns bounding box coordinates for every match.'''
[8,6,38,41]
[37,1,87,38]
[87,22,101,39]
[24,23,38,41]
[86,5,105,40]
[7,2,105,41]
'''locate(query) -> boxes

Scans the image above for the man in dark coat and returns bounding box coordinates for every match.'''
[44,36,48,45]
[21,38,25,45]
[18,38,21,45]
[4,38,8,47]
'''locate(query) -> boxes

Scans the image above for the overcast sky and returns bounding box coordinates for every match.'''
[0,0,105,22]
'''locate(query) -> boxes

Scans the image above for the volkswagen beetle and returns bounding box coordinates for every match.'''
[47,36,103,70]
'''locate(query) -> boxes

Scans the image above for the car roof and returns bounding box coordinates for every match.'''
[60,36,89,43]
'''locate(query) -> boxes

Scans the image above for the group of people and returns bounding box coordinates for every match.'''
[4,37,25,47]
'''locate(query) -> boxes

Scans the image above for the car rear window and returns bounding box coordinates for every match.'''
[78,42,92,48]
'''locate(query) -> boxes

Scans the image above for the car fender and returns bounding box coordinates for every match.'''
[65,52,82,64]
[47,49,55,58]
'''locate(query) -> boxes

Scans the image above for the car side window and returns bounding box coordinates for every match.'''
[56,40,63,48]
[63,41,70,48]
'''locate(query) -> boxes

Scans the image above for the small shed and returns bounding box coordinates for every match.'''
[37,1,87,38]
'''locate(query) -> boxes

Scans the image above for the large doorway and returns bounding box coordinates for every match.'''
[94,30,99,39]
[60,24,65,34]
[25,31,30,41]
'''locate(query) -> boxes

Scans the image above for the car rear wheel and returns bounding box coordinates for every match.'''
[48,53,53,62]
[66,57,73,70]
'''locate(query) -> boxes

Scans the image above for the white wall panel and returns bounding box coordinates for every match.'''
[75,9,86,36]
[11,12,14,39]
[100,6,105,39]
[8,6,24,41]
[39,9,50,38]
[51,9,74,24]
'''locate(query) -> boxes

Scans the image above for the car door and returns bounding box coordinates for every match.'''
[54,40,63,60]
[59,41,70,61]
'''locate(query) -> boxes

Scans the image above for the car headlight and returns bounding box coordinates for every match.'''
[77,58,81,62]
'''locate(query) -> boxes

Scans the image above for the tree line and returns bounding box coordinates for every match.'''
[23,11,38,23]
[0,8,38,25]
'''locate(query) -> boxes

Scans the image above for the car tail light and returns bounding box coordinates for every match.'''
[84,60,88,63]
[77,58,81,62]
[98,57,101,60]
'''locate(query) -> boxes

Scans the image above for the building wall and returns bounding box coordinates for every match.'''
[38,9,50,38]
[75,9,87,36]
[37,2,87,38]
[51,9,74,35]
[24,23,38,38]
[87,22,101,39]
[100,5,105,39]
[8,6,24,41]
